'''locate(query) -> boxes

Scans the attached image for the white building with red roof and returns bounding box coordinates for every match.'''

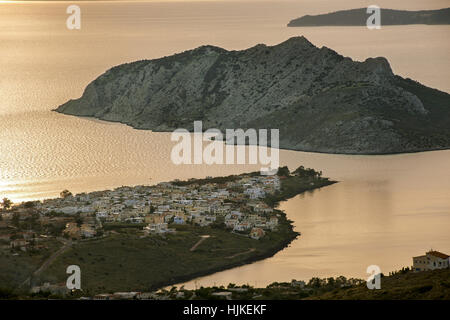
[413,250,450,272]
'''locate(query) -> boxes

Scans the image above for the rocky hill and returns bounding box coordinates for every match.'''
[288,7,450,27]
[55,37,450,154]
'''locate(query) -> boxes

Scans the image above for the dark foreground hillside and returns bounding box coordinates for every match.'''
[159,268,450,300]
[309,269,450,300]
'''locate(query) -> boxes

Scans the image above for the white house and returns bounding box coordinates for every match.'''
[143,223,175,234]
[60,207,79,215]
[413,250,450,272]
[96,211,108,219]
[244,187,265,199]
[173,216,185,224]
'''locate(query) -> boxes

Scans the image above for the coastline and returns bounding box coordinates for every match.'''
[161,178,337,290]
[126,177,336,293]
[154,210,300,291]
[52,111,450,156]
[137,177,336,292]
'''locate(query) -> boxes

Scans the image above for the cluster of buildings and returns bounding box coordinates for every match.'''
[0,219,48,252]
[63,221,97,239]
[28,174,282,240]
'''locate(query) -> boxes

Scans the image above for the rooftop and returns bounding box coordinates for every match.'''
[427,250,450,259]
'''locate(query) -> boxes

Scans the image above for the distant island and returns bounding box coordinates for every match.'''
[55,36,450,155]
[288,7,450,27]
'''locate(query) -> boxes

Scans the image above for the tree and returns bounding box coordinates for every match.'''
[60,189,73,199]
[24,201,36,208]
[326,277,336,288]
[292,165,305,176]
[75,214,83,227]
[277,166,290,177]
[11,212,20,228]
[27,212,41,231]
[1,198,12,210]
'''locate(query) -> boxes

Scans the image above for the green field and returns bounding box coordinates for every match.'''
[0,239,61,293]
[36,215,296,295]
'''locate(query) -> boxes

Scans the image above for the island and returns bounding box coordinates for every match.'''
[55,37,450,155]
[287,7,450,27]
[0,165,335,298]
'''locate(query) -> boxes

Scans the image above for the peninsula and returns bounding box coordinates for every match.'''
[0,166,335,296]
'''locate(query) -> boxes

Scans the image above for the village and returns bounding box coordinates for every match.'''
[0,173,284,253]
[0,166,337,298]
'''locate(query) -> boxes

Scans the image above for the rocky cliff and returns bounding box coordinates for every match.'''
[55,37,450,154]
